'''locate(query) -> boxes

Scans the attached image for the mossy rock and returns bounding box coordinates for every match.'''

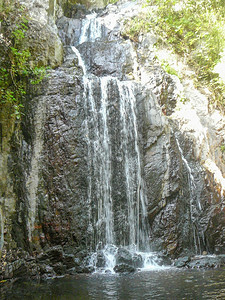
[25,20,63,68]
[59,0,117,13]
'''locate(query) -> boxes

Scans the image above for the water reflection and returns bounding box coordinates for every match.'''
[1,268,225,300]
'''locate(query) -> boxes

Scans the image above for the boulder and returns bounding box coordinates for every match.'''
[174,256,191,268]
[96,251,106,268]
[115,248,133,265]
[114,263,136,273]
[132,254,144,268]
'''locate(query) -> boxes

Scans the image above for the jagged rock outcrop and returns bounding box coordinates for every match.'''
[16,0,63,67]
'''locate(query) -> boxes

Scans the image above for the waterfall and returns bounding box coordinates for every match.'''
[175,136,201,211]
[118,81,149,251]
[79,13,102,44]
[175,136,204,254]
[70,11,153,270]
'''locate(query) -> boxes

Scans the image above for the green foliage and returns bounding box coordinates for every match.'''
[123,14,150,42]
[107,0,119,4]
[0,1,47,119]
[161,60,179,76]
[220,144,225,153]
[30,67,49,85]
[123,0,225,109]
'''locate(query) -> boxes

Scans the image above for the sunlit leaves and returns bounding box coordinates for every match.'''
[125,0,225,108]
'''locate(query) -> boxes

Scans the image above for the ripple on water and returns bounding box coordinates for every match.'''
[1,268,225,300]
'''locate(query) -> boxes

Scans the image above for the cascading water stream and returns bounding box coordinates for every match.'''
[79,13,102,44]
[118,81,150,251]
[175,137,201,210]
[71,47,115,248]
[71,11,162,272]
[97,77,114,246]
[175,136,205,254]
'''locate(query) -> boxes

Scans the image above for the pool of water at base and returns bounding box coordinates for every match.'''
[1,267,225,300]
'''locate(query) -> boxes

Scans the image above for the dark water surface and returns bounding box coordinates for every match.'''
[1,268,225,300]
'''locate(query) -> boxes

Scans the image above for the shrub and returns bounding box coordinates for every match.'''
[123,0,225,108]
[0,1,47,119]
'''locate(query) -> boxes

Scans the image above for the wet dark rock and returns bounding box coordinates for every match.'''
[45,246,64,263]
[67,267,77,275]
[57,17,82,46]
[63,254,76,269]
[52,262,67,275]
[37,252,49,262]
[77,40,134,80]
[0,257,40,281]
[174,255,225,269]
[3,263,14,280]
[96,251,106,268]
[116,248,133,265]
[0,247,79,281]
[39,264,55,275]
[187,256,225,269]
[114,263,136,273]
[174,256,191,268]
[76,265,95,273]
[74,257,82,266]
[156,254,172,266]
[132,254,144,268]
[13,260,28,278]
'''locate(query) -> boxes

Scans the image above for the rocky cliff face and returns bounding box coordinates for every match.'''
[0,0,224,280]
